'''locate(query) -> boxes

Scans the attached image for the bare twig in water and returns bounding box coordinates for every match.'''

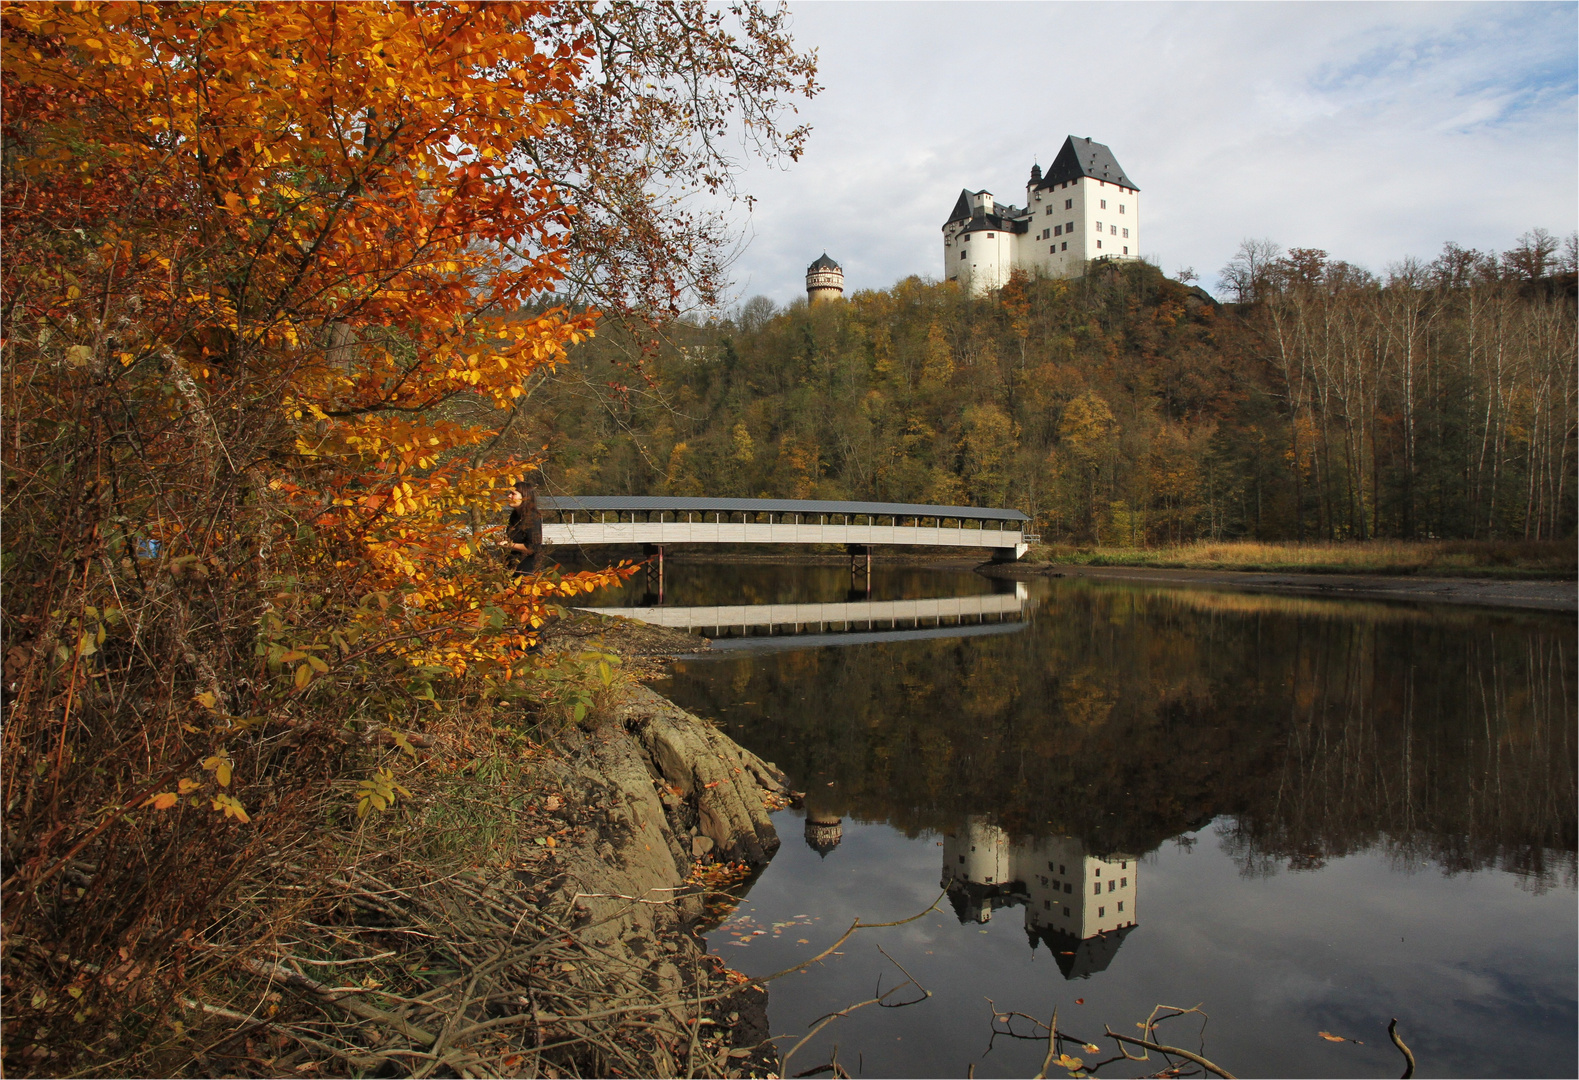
[1031,1006,1058,1080]
[777,941,932,1079]
[1388,1018,1416,1079]
[1103,1028,1237,1079]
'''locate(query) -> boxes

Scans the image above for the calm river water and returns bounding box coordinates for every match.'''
[592,564,1577,1078]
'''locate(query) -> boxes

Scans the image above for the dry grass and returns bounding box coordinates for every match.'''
[1030,539,1576,579]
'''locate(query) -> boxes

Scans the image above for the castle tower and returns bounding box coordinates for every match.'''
[804,811,843,857]
[806,253,844,304]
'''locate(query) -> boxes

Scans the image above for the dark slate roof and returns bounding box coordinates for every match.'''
[1033,923,1136,980]
[1038,136,1138,191]
[947,188,1032,233]
[959,214,1028,236]
[539,495,1030,522]
[807,252,841,272]
[946,189,976,224]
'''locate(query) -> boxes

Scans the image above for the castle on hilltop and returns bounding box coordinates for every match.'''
[944,135,1140,295]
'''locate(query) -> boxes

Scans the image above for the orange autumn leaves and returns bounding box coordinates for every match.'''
[2,1,631,688]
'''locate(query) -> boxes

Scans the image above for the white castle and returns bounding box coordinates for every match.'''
[944,135,1140,295]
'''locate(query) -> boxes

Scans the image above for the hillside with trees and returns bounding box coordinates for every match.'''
[525,237,1577,543]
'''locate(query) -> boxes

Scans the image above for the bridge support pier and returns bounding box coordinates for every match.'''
[642,543,665,602]
[847,544,872,597]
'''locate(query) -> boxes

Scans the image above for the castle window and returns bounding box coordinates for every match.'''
[1066,221,1074,231]
[1064,882,1072,893]
[1094,883,1101,895]
[1098,906,1105,917]
[1097,240,1102,249]
[1112,225,1119,235]
[1061,242,1067,251]
[1095,221,1102,231]
[1054,225,1062,236]
[1121,877,1127,887]
[1108,880,1116,892]
[1123,246,1128,254]
[1063,906,1071,916]
[1064,199,1073,210]
[1049,245,1055,253]
[1119,204,1126,214]
[1100,199,1107,209]
[1123,228,1129,238]
[1045,206,1053,215]
[1118,900,1125,912]
[986,232,995,238]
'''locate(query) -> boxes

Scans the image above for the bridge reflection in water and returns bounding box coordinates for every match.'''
[580,583,1030,652]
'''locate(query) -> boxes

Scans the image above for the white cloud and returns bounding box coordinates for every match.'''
[711,1,1578,306]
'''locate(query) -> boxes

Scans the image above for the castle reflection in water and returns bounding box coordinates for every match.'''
[806,811,1137,979]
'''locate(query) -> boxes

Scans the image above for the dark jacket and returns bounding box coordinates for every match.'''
[506,498,543,574]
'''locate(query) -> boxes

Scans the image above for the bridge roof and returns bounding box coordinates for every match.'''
[539,495,1029,522]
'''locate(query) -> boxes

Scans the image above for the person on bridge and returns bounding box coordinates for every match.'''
[501,481,543,576]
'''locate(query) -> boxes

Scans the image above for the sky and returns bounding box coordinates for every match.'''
[706,1,1579,307]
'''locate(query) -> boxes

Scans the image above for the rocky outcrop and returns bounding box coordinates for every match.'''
[550,685,789,945]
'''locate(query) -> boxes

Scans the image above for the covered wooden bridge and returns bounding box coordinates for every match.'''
[539,496,1032,561]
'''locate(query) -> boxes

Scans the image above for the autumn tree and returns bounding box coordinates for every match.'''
[0,3,815,1068]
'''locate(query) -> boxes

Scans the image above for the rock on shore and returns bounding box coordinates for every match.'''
[527,683,791,1075]
[553,684,789,941]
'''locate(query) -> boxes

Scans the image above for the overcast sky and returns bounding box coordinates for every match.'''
[710,1,1578,307]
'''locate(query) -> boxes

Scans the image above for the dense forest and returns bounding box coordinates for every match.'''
[517,233,1578,543]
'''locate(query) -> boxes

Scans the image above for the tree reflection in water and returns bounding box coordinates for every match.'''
[666,579,1576,892]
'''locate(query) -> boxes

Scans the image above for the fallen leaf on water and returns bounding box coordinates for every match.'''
[1317,1031,1362,1044]
[1085,1044,1100,1053]
[1074,998,1085,1005]
[1059,950,1075,955]
[796,939,809,944]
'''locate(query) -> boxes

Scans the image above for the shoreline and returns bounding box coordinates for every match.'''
[981,561,1577,613]
[556,551,1575,613]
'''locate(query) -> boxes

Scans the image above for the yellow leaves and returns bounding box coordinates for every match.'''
[177,778,201,795]
[193,690,218,712]
[211,793,250,823]
[202,755,233,788]
[145,791,179,810]
[355,767,411,819]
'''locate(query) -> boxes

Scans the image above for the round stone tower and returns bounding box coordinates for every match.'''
[805,253,844,304]
[804,811,843,857]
